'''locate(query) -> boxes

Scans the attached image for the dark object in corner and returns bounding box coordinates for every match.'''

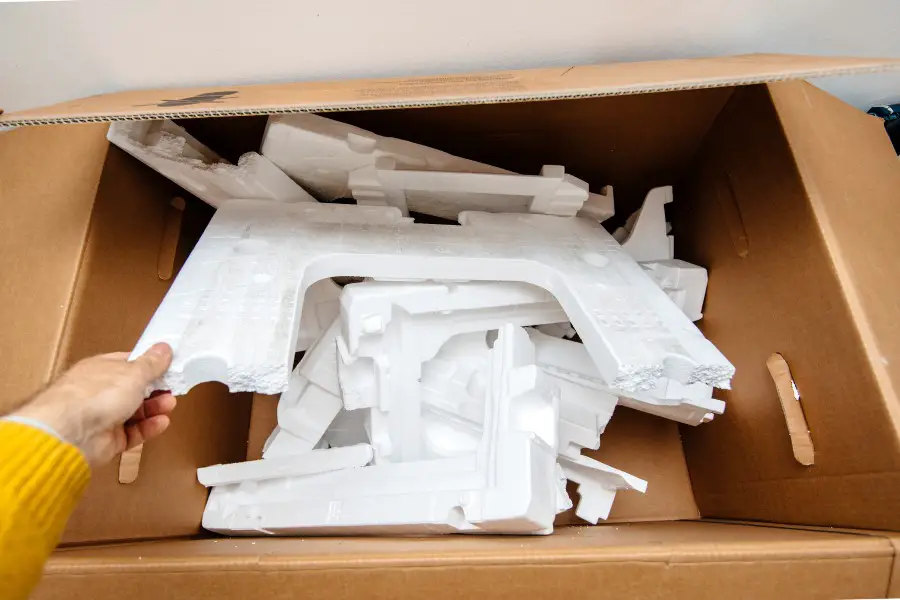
[867,104,900,155]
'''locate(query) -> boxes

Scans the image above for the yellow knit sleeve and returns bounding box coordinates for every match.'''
[0,422,90,600]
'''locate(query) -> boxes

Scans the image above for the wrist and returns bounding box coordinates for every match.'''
[13,395,86,453]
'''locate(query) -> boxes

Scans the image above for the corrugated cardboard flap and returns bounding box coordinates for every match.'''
[2,54,899,127]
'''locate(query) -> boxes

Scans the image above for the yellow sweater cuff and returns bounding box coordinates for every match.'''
[0,422,90,536]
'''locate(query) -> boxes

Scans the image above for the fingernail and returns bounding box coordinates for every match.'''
[148,342,173,358]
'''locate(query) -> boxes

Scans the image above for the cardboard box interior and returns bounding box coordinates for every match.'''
[2,54,899,596]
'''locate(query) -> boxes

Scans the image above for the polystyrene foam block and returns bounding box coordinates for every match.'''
[336,280,566,462]
[201,325,559,536]
[261,426,311,459]
[553,377,618,458]
[107,120,316,208]
[348,159,589,217]
[132,200,732,397]
[615,186,674,262]
[416,331,614,461]
[337,326,637,522]
[324,408,369,448]
[555,463,575,514]
[557,452,648,524]
[641,259,708,322]
[197,443,373,487]
[527,328,725,426]
[295,278,342,352]
[260,113,614,221]
[418,332,493,459]
[262,319,344,456]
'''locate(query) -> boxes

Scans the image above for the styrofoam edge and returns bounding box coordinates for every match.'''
[197,443,374,487]
[558,453,647,524]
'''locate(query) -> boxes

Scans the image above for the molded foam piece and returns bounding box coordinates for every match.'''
[527,329,725,426]
[132,200,733,396]
[324,408,369,448]
[557,452,648,524]
[348,159,589,217]
[295,278,341,352]
[107,120,315,208]
[264,319,343,457]
[201,325,560,536]
[387,329,640,521]
[197,443,373,487]
[615,186,674,262]
[416,331,614,461]
[641,259,708,322]
[336,280,566,462]
[260,112,614,221]
[261,426,311,459]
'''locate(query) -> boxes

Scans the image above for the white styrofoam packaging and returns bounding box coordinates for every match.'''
[263,319,343,457]
[557,452,648,524]
[335,279,566,463]
[614,186,674,262]
[197,443,374,487]
[641,259,708,322]
[294,278,342,352]
[413,329,644,521]
[415,330,615,461]
[527,328,725,426]
[131,200,734,397]
[107,120,315,208]
[260,112,615,221]
[201,325,560,536]
[348,159,589,217]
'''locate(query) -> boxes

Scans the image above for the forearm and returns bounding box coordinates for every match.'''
[0,422,90,600]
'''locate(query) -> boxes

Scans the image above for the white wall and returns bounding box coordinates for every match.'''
[1,0,898,114]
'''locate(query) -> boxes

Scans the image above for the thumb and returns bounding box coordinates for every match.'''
[131,342,173,384]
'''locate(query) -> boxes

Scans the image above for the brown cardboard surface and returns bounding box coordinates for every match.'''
[2,54,898,126]
[771,80,900,434]
[678,84,900,530]
[0,124,109,411]
[37,522,893,600]
[246,393,278,461]
[888,533,900,597]
[39,147,254,543]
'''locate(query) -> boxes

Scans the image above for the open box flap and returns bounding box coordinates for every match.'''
[769,80,900,436]
[2,54,898,127]
[0,123,110,408]
[677,80,900,531]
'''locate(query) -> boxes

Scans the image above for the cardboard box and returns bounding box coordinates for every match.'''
[2,53,900,597]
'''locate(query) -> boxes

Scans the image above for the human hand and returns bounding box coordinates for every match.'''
[13,343,176,466]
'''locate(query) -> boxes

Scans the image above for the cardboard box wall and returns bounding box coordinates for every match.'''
[2,54,900,597]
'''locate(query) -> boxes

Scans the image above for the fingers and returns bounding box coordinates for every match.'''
[140,392,177,419]
[130,343,173,384]
[96,352,132,361]
[124,415,171,450]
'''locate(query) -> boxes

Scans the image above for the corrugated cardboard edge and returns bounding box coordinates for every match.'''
[707,519,900,597]
[889,534,900,597]
[2,54,899,127]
